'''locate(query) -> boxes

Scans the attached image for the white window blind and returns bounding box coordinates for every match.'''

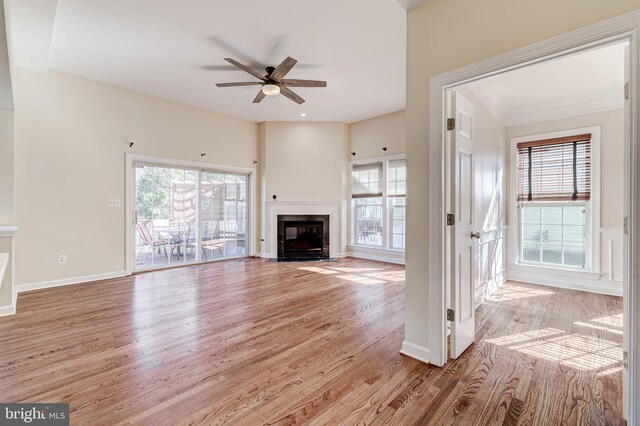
[352,162,383,198]
[387,159,406,197]
[517,133,591,202]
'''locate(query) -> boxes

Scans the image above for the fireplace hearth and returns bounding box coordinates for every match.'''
[277,215,330,260]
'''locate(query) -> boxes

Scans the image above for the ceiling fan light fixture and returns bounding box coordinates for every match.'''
[262,84,281,96]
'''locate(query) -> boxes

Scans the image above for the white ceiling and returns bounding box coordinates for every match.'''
[466,42,627,126]
[7,0,407,123]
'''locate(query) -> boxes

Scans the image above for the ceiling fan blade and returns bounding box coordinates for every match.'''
[224,58,267,81]
[280,86,305,104]
[253,90,266,103]
[216,82,264,87]
[281,79,327,88]
[270,57,298,81]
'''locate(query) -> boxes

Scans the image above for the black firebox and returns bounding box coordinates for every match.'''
[277,215,330,260]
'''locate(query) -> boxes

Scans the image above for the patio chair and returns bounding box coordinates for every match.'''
[136,223,170,264]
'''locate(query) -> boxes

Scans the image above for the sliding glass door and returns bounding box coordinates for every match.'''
[133,162,249,271]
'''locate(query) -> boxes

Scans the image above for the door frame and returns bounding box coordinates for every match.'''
[428,11,640,422]
[124,153,256,275]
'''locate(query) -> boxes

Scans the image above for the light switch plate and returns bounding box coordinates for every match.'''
[108,199,121,207]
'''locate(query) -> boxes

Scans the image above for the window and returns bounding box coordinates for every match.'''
[351,158,406,250]
[388,159,406,249]
[516,133,592,269]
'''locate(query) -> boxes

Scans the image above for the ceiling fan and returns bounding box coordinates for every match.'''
[215,56,326,104]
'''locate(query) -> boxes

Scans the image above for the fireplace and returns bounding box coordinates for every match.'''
[277,215,330,260]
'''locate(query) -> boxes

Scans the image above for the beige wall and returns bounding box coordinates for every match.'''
[14,68,258,285]
[262,122,349,202]
[0,109,14,224]
[405,0,640,350]
[259,121,349,254]
[349,110,406,160]
[508,108,624,228]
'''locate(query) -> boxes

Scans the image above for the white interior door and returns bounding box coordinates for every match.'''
[450,91,477,359]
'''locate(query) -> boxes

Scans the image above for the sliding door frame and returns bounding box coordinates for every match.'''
[125,153,256,275]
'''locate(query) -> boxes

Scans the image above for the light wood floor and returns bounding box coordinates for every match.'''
[0,258,623,425]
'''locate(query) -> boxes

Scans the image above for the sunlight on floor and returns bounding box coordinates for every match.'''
[486,326,622,372]
[492,284,556,300]
[296,265,405,285]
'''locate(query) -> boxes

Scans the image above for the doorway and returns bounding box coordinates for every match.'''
[126,155,252,272]
[438,34,634,421]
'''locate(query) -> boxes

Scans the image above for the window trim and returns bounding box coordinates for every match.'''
[509,126,601,274]
[349,153,406,252]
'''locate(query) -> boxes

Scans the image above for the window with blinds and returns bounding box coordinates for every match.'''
[352,162,383,198]
[387,159,406,197]
[351,159,406,250]
[517,133,591,202]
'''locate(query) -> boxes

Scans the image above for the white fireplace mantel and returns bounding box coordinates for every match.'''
[264,201,341,259]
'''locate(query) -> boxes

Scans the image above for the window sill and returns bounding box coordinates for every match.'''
[509,262,602,281]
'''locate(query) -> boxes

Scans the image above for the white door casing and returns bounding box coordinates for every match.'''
[450,91,477,359]
[623,41,631,421]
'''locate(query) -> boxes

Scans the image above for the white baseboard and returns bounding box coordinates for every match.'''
[347,246,405,265]
[16,271,127,294]
[400,340,431,364]
[0,302,15,316]
[508,269,622,297]
[0,289,18,317]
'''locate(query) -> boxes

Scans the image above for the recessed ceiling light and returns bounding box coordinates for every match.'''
[300,113,307,117]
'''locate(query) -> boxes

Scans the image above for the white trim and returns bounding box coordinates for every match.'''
[508,126,601,274]
[0,303,15,317]
[0,253,8,290]
[508,269,622,297]
[428,12,639,421]
[347,245,405,265]
[264,200,341,259]
[400,341,431,364]
[125,153,257,275]
[0,225,18,237]
[16,271,127,293]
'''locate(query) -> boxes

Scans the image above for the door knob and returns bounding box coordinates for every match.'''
[470,231,481,239]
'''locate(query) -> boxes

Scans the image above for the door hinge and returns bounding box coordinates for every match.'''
[625,82,630,101]
[624,350,629,369]
[447,213,455,226]
[447,118,455,131]
[624,217,629,235]
[447,309,455,321]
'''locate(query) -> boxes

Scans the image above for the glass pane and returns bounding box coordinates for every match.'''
[522,223,540,242]
[563,205,585,226]
[564,246,586,267]
[154,167,170,187]
[541,224,562,244]
[522,206,540,224]
[563,225,585,245]
[522,243,540,262]
[541,206,562,224]
[542,245,562,264]
[170,168,185,183]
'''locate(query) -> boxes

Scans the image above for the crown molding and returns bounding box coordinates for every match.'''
[506,86,624,126]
